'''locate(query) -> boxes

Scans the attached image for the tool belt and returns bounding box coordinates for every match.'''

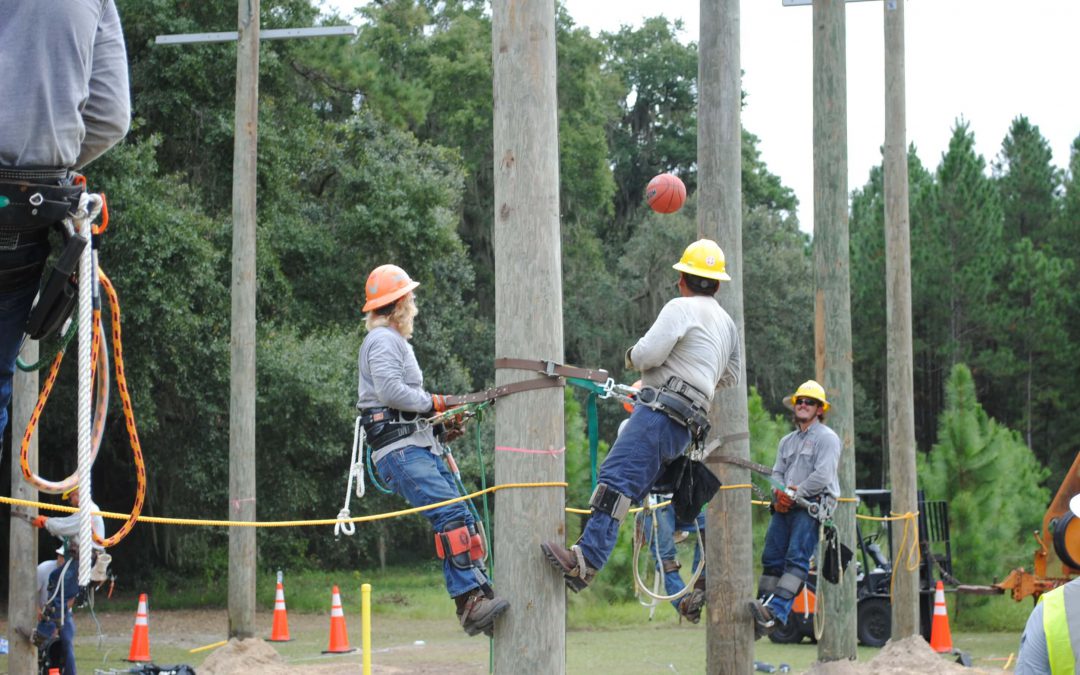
[0,172,83,233]
[358,407,424,450]
[638,376,712,444]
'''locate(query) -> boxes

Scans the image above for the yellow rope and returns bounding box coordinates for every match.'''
[1,481,567,528]
[887,511,922,599]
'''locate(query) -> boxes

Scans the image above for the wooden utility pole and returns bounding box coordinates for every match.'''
[883,0,919,640]
[813,0,858,660]
[491,0,565,671]
[155,11,355,641]
[228,0,259,639]
[699,0,753,672]
[8,341,39,673]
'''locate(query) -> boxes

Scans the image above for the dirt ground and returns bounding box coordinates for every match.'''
[1,609,1012,674]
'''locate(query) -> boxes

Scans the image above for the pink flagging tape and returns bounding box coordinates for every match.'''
[494,446,566,456]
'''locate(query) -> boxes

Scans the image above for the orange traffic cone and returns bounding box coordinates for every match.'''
[929,580,953,653]
[125,593,152,662]
[322,585,356,654]
[269,581,291,641]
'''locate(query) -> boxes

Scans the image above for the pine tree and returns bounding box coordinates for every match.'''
[993,116,1059,246]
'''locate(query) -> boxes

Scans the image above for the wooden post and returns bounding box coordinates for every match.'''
[491,0,565,671]
[813,0,858,660]
[884,0,919,640]
[699,0,753,672]
[228,0,259,639]
[8,340,39,673]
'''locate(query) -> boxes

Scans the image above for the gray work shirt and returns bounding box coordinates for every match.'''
[44,499,106,551]
[0,0,131,169]
[357,326,439,463]
[628,295,742,408]
[771,419,841,500]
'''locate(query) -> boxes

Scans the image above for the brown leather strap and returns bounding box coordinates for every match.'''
[443,376,565,407]
[494,357,609,383]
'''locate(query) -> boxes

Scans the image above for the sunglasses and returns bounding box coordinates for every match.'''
[795,397,820,407]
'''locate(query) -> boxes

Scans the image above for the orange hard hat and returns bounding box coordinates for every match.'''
[623,380,643,414]
[362,264,420,312]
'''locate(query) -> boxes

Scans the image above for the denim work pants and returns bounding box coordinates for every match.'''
[640,504,705,610]
[761,508,820,624]
[376,445,487,598]
[577,406,691,571]
[0,276,41,435]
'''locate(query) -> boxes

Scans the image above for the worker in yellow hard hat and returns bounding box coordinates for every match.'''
[356,264,508,637]
[750,380,841,639]
[543,239,741,592]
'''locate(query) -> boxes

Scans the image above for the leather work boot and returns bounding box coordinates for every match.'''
[678,578,706,624]
[455,589,509,637]
[540,541,596,592]
[748,600,776,641]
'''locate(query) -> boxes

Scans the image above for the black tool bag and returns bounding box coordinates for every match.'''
[656,456,722,524]
[820,523,854,584]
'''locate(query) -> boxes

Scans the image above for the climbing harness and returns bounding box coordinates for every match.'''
[635,376,712,446]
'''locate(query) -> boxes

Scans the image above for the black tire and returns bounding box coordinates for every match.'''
[768,617,805,644]
[857,597,892,647]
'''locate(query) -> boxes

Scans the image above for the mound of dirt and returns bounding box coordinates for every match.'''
[198,638,293,675]
[802,635,995,675]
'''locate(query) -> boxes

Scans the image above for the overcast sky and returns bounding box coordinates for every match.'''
[321,0,1080,232]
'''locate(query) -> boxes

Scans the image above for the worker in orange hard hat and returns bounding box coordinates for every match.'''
[750,380,841,640]
[356,264,508,637]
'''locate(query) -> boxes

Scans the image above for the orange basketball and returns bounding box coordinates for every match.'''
[645,173,686,214]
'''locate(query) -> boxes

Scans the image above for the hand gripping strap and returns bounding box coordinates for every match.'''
[589,483,632,523]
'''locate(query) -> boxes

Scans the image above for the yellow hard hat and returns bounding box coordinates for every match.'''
[672,239,731,281]
[782,380,830,413]
[362,264,420,312]
[62,485,78,500]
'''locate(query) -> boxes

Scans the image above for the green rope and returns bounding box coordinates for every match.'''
[474,406,493,569]
[16,314,79,372]
[364,443,394,494]
[587,392,599,491]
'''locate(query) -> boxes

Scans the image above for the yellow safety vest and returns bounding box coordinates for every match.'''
[1041,582,1080,674]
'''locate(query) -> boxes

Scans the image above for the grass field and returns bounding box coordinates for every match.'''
[0,566,1032,673]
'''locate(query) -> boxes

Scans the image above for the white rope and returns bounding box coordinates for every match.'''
[74,193,102,587]
[634,509,664,619]
[632,502,703,604]
[334,416,366,537]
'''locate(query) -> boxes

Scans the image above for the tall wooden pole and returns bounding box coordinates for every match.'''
[699,0,752,672]
[491,0,565,671]
[813,0,858,660]
[8,341,39,673]
[884,0,919,640]
[228,0,259,639]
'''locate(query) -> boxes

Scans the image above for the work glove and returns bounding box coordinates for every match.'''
[440,413,466,443]
[32,515,49,529]
[431,394,449,413]
[624,347,635,370]
[772,489,794,514]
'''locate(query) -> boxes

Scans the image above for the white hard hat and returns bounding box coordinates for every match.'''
[56,546,65,556]
[1070,494,1080,519]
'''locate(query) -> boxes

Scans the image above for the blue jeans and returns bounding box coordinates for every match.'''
[376,445,487,598]
[640,504,705,610]
[577,407,691,571]
[38,558,79,674]
[761,508,820,624]
[0,277,40,435]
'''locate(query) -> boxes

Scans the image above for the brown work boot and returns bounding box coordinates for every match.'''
[455,589,509,637]
[748,600,776,641]
[678,578,706,624]
[540,541,596,592]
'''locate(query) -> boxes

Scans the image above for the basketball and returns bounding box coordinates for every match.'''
[645,173,686,214]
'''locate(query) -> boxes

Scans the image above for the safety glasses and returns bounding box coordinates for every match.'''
[795,397,820,407]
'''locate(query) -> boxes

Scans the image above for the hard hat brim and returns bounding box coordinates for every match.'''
[1070,493,1080,519]
[672,262,731,281]
[362,280,419,312]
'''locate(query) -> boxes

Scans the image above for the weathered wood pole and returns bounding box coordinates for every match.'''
[699,0,753,672]
[228,0,259,639]
[884,0,919,640]
[813,0,858,661]
[491,0,566,671]
[8,341,39,673]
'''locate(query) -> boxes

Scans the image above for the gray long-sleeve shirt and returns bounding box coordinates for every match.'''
[628,295,741,407]
[771,420,841,500]
[44,499,106,551]
[357,326,439,463]
[0,0,131,169]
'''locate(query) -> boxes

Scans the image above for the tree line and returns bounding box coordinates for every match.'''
[0,0,1074,588]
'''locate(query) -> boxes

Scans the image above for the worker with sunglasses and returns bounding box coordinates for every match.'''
[749,380,841,639]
